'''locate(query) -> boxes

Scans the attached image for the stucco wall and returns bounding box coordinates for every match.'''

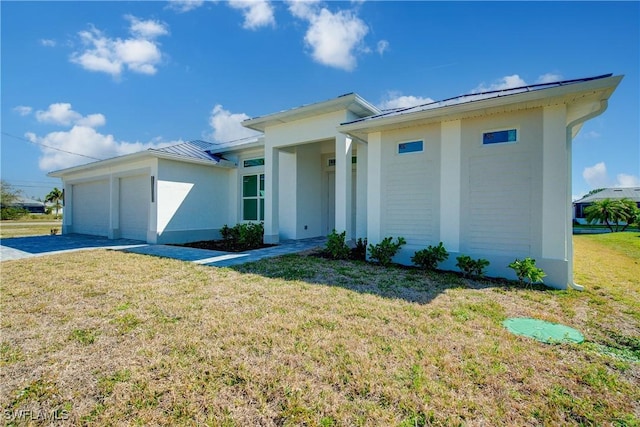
[380,124,441,250]
[156,159,231,243]
[372,107,571,288]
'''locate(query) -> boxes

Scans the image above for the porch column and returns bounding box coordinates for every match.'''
[440,120,461,252]
[355,140,368,239]
[367,132,383,245]
[62,183,72,234]
[108,175,119,239]
[335,134,353,239]
[542,105,569,260]
[264,145,280,244]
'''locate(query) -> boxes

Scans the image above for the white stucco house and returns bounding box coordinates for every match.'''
[48,74,622,289]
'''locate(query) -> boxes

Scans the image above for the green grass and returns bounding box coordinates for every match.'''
[0,234,638,425]
[0,219,62,238]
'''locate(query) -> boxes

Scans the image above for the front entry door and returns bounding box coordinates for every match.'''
[326,171,335,234]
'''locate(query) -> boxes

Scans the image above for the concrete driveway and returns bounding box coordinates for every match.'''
[0,234,326,267]
[0,234,146,261]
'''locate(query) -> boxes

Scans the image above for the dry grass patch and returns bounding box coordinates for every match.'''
[0,235,638,425]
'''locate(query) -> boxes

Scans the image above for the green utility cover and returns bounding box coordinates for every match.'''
[503,317,584,344]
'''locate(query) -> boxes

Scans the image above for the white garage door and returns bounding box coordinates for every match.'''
[119,175,149,241]
[72,180,109,237]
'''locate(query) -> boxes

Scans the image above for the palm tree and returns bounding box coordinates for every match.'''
[45,187,63,218]
[584,198,637,232]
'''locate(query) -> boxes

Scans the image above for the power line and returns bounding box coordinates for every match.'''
[1,131,104,161]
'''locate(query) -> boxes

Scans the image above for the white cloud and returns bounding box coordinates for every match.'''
[40,39,56,47]
[287,0,321,20]
[536,73,563,84]
[228,0,275,30]
[473,74,527,93]
[13,106,32,116]
[582,161,640,189]
[304,8,368,71]
[616,173,640,187]
[376,39,389,56]
[378,92,434,110]
[577,129,601,140]
[35,103,105,128]
[166,0,205,13]
[583,162,609,188]
[70,16,168,78]
[125,15,169,39]
[208,104,261,142]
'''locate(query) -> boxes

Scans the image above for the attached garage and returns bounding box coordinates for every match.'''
[119,175,150,241]
[72,180,109,237]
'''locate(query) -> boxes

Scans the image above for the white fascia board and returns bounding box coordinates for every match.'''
[243,93,380,132]
[48,150,235,178]
[338,75,623,139]
[47,151,153,178]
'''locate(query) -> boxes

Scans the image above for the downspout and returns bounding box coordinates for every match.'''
[565,99,609,291]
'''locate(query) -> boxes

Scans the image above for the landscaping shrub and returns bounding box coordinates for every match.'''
[508,257,546,286]
[1,207,27,220]
[352,237,368,261]
[456,255,490,278]
[220,222,264,251]
[368,236,406,267]
[325,230,350,260]
[411,242,449,270]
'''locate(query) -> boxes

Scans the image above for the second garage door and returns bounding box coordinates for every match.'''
[119,175,150,241]
[72,180,109,236]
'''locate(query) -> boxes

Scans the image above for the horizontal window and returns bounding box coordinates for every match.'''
[398,140,423,154]
[483,129,517,145]
[243,158,265,168]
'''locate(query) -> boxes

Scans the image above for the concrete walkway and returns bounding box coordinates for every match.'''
[1,234,326,267]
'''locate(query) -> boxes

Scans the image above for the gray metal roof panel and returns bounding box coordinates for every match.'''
[151,140,220,162]
[343,74,614,126]
[574,187,640,203]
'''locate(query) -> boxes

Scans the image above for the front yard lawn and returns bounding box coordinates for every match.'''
[1,234,638,425]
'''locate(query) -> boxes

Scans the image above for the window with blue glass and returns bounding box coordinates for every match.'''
[483,129,517,145]
[243,158,265,168]
[398,140,423,154]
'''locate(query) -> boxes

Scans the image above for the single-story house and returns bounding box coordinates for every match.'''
[10,196,46,214]
[48,73,622,289]
[573,187,640,223]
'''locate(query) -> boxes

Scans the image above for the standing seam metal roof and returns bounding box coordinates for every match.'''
[343,74,614,126]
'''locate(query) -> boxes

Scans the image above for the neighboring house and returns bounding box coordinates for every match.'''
[11,196,46,214]
[573,187,640,224]
[48,74,622,289]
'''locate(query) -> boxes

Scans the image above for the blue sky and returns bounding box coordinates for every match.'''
[2,1,638,201]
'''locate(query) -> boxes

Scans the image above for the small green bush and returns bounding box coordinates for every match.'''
[352,237,368,261]
[411,242,449,270]
[220,222,264,251]
[456,255,490,278]
[1,207,27,220]
[368,236,406,267]
[325,230,350,260]
[508,257,546,286]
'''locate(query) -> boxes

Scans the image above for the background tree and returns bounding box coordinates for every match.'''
[45,187,63,218]
[1,180,26,220]
[584,198,638,232]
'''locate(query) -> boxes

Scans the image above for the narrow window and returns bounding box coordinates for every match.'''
[398,140,423,154]
[243,158,265,168]
[483,129,517,145]
[242,173,265,221]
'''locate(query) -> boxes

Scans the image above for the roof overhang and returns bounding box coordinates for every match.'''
[338,75,623,141]
[243,93,381,132]
[47,149,235,179]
